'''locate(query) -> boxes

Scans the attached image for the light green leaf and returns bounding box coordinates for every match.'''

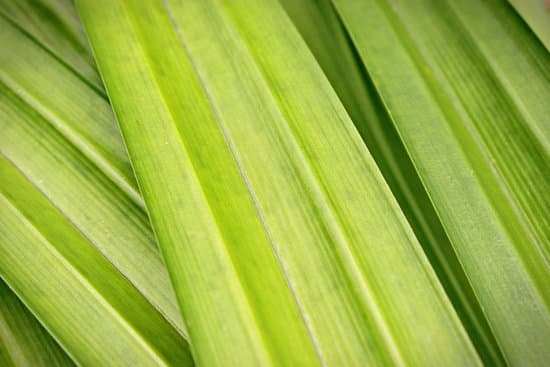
[0,0,102,90]
[508,0,550,52]
[281,1,504,365]
[77,0,480,365]
[326,0,550,364]
[0,5,192,365]
[0,8,185,335]
[0,154,192,366]
[0,279,75,366]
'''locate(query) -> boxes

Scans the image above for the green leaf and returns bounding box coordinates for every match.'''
[0,0,102,90]
[0,279,75,366]
[508,0,550,52]
[0,7,185,335]
[0,154,192,366]
[281,1,504,365]
[323,0,550,364]
[0,6,192,365]
[77,0,480,365]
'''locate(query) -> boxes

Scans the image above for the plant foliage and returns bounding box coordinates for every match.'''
[1,0,548,366]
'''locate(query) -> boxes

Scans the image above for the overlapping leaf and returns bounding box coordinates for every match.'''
[2,0,548,365]
[280,0,503,364]
[0,4,191,365]
[77,0,481,365]
[0,279,74,367]
[508,0,550,51]
[289,0,550,365]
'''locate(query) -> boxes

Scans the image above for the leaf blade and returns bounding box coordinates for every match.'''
[329,0,550,364]
[0,279,75,367]
[0,154,192,366]
[280,1,506,364]
[77,0,481,365]
[0,4,192,364]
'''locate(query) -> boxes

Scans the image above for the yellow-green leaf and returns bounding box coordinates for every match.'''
[77,0,481,365]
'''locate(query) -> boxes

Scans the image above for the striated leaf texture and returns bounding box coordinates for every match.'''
[508,0,550,52]
[0,279,75,367]
[0,0,102,90]
[0,154,192,366]
[327,0,550,365]
[0,4,191,365]
[77,0,481,365]
[281,0,505,365]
